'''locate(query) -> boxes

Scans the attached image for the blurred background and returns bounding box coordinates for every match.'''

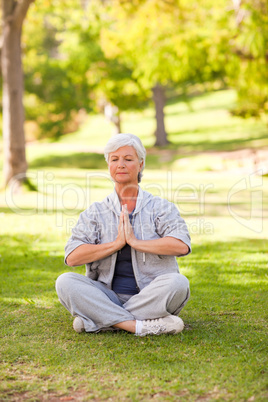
[0,0,267,239]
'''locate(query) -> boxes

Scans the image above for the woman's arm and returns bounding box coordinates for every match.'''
[66,211,126,266]
[129,236,189,256]
[123,205,189,256]
[66,241,121,266]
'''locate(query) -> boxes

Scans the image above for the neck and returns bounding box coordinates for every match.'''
[115,183,139,210]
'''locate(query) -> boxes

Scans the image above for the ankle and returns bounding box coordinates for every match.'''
[135,320,143,335]
[113,320,136,333]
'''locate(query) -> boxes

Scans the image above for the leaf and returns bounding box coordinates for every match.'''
[23,297,36,305]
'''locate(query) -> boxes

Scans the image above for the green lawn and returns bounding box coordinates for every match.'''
[0,89,267,401]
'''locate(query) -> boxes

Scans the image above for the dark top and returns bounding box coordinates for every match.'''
[112,210,139,295]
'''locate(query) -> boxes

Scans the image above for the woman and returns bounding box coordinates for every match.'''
[56,133,191,336]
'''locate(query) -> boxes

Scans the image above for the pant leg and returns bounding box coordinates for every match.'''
[55,272,135,332]
[123,273,190,321]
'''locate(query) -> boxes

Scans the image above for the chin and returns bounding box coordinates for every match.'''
[115,178,136,185]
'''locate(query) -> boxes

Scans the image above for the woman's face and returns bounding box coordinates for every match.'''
[108,146,143,186]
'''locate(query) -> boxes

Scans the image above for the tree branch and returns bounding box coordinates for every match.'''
[234,48,268,62]
[13,0,35,28]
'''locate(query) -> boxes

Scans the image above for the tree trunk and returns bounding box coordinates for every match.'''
[152,84,169,146]
[2,0,34,188]
[113,112,121,135]
[104,102,122,135]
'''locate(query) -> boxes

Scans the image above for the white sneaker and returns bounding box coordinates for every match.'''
[138,315,184,336]
[73,317,85,333]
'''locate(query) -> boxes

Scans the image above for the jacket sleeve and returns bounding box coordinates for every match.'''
[154,199,191,256]
[64,207,100,266]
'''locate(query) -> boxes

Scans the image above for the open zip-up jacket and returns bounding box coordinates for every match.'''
[65,187,191,291]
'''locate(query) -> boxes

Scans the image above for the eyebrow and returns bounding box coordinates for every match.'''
[110,154,134,158]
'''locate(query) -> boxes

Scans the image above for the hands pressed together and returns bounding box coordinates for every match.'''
[67,203,188,267]
[116,204,137,250]
[115,204,189,256]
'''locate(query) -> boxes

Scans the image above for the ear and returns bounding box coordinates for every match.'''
[139,160,144,171]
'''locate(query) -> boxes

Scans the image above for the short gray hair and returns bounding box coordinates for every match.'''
[104,133,146,183]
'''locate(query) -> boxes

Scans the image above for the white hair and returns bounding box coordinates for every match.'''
[104,133,146,183]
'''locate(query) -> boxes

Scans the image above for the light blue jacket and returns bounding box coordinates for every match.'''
[65,187,191,290]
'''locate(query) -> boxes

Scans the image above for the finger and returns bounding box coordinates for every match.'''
[124,204,130,218]
[124,216,132,237]
[124,212,130,230]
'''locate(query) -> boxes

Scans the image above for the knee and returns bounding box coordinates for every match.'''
[174,273,189,291]
[55,272,77,295]
[160,273,189,295]
[166,274,190,315]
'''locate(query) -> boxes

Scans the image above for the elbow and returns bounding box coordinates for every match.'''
[180,244,189,256]
[66,254,76,267]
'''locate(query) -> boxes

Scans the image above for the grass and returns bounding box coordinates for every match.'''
[0,89,268,401]
[0,214,267,401]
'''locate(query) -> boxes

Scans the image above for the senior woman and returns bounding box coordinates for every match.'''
[56,133,191,336]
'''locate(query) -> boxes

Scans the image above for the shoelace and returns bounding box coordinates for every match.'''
[143,320,167,335]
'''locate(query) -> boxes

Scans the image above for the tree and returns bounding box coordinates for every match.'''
[23,0,96,139]
[101,0,180,145]
[88,56,149,135]
[152,84,168,146]
[79,1,149,136]
[228,0,268,119]
[22,0,145,139]
[1,0,35,188]
[100,0,229,146]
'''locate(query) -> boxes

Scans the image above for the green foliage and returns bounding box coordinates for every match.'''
[81,0,149,114]
[23,0,100,139]
[22,0,148,139]
[101,0,229,92]
[1,0,264,143]
[227,0,268,118]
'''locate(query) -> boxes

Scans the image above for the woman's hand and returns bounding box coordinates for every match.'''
[115,209,127,250]
[123,204,137,247]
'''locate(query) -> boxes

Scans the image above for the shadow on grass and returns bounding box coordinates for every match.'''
[30,152,108,170]
[0,233,76,306]
[0,205,84,216]
[167,128,268,153]
[185,238,267,287]
[29,131,268,172]
[29,150,179,170]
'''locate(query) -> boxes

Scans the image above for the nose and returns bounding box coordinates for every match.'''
[118,158,125,168]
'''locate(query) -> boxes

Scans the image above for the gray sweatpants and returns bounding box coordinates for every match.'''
[56,272,190,332]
